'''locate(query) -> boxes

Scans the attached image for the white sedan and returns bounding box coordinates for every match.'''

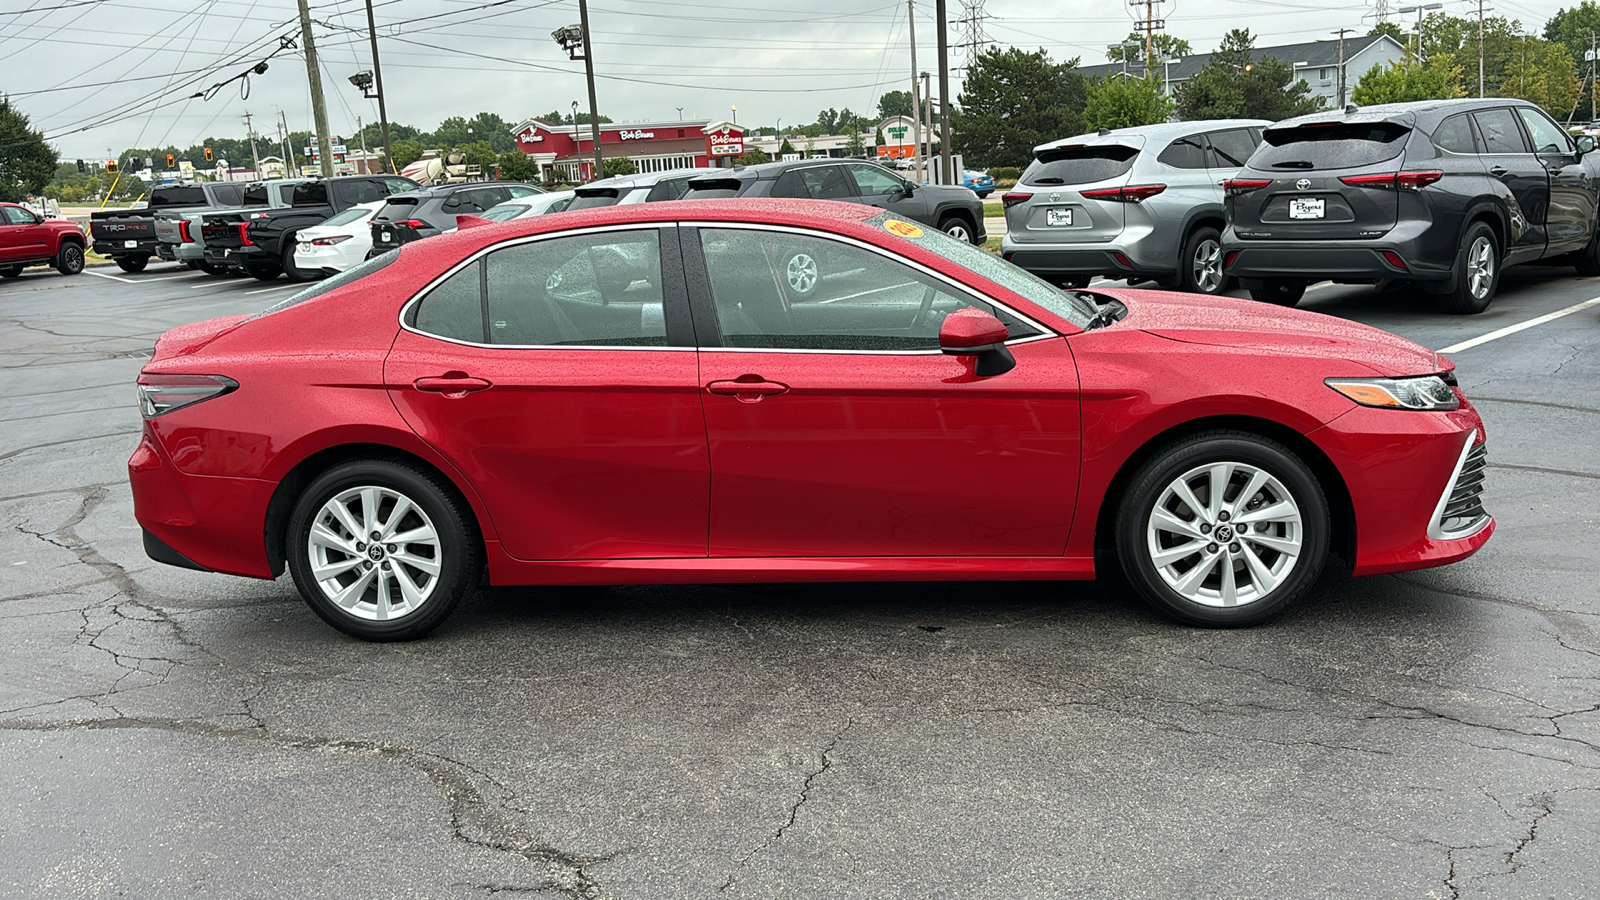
[441,190,576,234]
[293,201,385,275]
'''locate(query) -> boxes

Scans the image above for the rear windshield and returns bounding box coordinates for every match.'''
[149,186,207,207]
[251,252,396,319]
[1023,145,1139,186]
[1254,122,1412,170]
[568,189,622,210]
[375,198,419,221]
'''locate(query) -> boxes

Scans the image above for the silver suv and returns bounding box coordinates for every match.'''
[1001,119,1269,295]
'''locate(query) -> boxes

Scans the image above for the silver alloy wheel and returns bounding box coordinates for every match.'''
[1146,461,1303,608]
[945,223,971,242]
[1467,235,1494,299]
[786,252,818,294]
[307,486,442,622]
[1192,238,1223,293]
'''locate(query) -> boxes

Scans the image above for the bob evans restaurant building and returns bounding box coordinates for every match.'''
[510,118,747,181]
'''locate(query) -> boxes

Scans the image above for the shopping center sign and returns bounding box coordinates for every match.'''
[705,123,744,157]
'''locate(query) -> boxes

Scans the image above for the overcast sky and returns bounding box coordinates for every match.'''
[0,0,1577,159]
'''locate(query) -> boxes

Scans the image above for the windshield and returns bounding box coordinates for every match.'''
[865,211,1095,327]
[321,205,375,227]
[1254,122,1411,170]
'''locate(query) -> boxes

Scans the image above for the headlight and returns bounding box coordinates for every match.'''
[1325,375,1459,410]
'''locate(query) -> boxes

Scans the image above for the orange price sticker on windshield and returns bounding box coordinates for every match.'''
[884,219,924,238]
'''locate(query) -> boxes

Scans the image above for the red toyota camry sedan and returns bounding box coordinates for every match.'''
[129,199,1492,640]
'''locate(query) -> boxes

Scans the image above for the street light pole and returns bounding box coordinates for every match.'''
[364,0,393,171]
[935,0,952,184]
[578,0,602,178]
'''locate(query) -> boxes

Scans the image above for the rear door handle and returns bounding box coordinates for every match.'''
[1489,165,1508,176]
[414,373,492,394]
[707,378,789,401]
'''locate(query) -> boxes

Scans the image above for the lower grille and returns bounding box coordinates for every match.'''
[1437,441,1488,537]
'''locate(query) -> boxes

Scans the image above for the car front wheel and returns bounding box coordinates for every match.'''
[1116,432,1329,627]
[286,460,481,641]
[55,243,85,275]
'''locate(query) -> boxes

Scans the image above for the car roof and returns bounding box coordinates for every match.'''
[390,180,539,199]
[1034,119,1271,153]
[1267,97,1541,131]
[578,167,718,190]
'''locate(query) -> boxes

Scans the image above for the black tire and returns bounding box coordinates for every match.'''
[115,255,149,274]
[0,265,22,279]
[1248,278,1305,306]
[282,240,315,282]
[1177,226,1226,295]
[285,459,482,641]
[1059,277,1091,289]
[185,259,203,270]
[247,262,281,281]
[1440,221,1499,314]
[937,215,978,245]
[1115,431,1329,628]
[1576,218,1600,276]
[55,242,85,276]
[199,261,228,276]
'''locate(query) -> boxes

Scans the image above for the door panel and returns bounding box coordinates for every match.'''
[1473,108,1547,259]
[1517,107,1595,252]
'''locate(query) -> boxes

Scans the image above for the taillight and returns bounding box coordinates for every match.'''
[1001,192,1032,208]
[1223,178,1272,195]
[400,219,428,229]
[1339,171,1442,191]
[178,220,193,243]
[236,223,253,246]
[311,235,351,246]
[1224,250,1239,269]
[1080,184,1166,202]
[136,374,238,419]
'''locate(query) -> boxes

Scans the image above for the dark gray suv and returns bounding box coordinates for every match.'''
[369,181,543,255]
[684,159,986,244]
[1224,98,1600,312]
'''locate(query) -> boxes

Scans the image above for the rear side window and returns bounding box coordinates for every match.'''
[1432,114,1478,154]
[292,182,329,206]
[333,180,389,207]
[1023,145,1139,186]
[243,185,270,205]
[213,184,247,206]
[1472,109,1526,153]
[149,186,207,207]
[1206,129,1259,168]
[1253,122,1411,170]
[1156,136,1207,170]
[770,166,854,199]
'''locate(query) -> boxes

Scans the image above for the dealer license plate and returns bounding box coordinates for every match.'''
[1288,198,1325,220]
[1046,208,1073,227]
[124,240,138,248]
[380,231,392,242]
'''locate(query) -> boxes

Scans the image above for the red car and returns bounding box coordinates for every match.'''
[0,202,86,277]
[129,199,1492,640]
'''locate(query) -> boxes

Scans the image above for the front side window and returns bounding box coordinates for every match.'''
[847,164,906,196]
[1517,107,1573,154]
[2,206,35,225]
[1473,109,1527,154]
[699,227,1039,351]
[408,230,667,347]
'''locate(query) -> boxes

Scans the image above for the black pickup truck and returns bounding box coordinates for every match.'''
[202,175,417,281]
[90,182,253,273]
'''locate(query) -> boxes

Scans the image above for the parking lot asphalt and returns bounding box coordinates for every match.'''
[2,260,1598,899]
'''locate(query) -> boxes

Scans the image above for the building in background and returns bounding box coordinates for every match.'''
[508,118,748,181]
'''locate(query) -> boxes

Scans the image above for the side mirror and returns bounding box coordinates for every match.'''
[939,308,1016,376]
[901,180,916,196]
[1578,134,1596,156]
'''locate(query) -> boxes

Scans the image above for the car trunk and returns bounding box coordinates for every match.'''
[1005,140,1141,245]
[1228,120,1411,241]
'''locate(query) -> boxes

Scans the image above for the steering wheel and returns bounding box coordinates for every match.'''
[911,285,937,330]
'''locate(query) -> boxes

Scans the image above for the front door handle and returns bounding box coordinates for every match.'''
[1489,165,1508,176]
[414,373,492,395]
[707,378,789,402]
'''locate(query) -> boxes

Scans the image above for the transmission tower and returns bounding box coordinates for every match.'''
[1371,0,1392,23]
[954,0,993,73]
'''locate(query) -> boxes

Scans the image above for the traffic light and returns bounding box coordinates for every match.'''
[165,153,175,168]
[106,159,118,174]
[76,159,85,174]
[204,146,213,162]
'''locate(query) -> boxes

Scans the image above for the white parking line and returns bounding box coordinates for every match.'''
[1438,295,1600,353]
[245,284,297,294]
[85,270,136,284]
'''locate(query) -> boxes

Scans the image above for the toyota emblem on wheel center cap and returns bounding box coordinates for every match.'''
[1296,178,1312,190]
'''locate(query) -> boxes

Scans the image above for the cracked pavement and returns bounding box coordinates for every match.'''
[2,263,1598,898]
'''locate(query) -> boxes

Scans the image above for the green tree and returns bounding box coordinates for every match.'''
[1500,35,1582,116]
[735,148,771,165]
[1105,32,1193,66]
[1351,45,1467,104]
[953,46,1088,168]
[0,99,58,203]
[1546,1,1600,116]
[498,150,541,182]
[389,138,426,170]
[1369,21,1406,41]
[816,108,841,133]
[601,156,638,177]
[1082,74,1174,130]
[877,90,914,119]
[778,138,796,156]
[1175,29,1323,120]
[454,140,498,173]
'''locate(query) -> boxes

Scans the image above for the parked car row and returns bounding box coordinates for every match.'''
[1002,97,1600,313]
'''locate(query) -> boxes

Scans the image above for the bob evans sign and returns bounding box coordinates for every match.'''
[707,130,744,157]
[619,129,656,140]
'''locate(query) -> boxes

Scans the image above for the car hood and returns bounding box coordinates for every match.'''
[919,183,980,201]
[1113,289,1440,377]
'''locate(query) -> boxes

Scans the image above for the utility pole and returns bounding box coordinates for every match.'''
[293,0,334,177]
[358,115,368,173]
[1333,28,1353,106]
[364,0,394,172]
[279,109,294,173]
[1591,31,1597,121]
[908,0,922,183]
[1478,0,1486,97]
[935,0,952,185]
[921,71,933,179]
[579,0,602,177]
[243,111,261,176]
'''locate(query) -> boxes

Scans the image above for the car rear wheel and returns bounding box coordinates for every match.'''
[55,243,84,276]
[938,216,976,244]
[115,255,149,274]
[199,261,228,276]
[1248,278,1305,306]
[1179,227,1226,295]
[1441,222,1499,314]
[247,262,281,281]
[282,242,315,282]
[286,460,481,641]
[1116,432,1329,627]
